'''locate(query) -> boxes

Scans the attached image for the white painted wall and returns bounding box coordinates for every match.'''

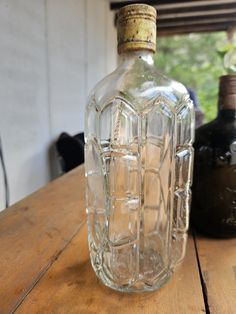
[0,0,117,210]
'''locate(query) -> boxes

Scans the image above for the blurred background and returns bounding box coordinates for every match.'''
[0,0,235,210]
[156,32,229,122]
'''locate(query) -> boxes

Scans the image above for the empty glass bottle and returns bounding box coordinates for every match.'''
[85,4,195,292]
[191,75,236,237]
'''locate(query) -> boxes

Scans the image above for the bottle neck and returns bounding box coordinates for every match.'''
[217,75,236,119]
[217,109,236,119]
[218,95,236,111]
[118,50,155,67]
[117,4,156,55]
[217,96,236,118]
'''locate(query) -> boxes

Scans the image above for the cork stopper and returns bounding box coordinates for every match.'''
[219,75,236,110]
[117,4,157,54]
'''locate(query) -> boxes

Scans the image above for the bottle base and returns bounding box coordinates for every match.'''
[92,262,172,293]
[191,220,236,239]
[193,226,236,239]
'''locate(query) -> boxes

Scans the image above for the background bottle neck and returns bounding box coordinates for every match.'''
[217,99,236,118]
[217,109,236,119]
[218,75,236,118]
[218,95,236,111]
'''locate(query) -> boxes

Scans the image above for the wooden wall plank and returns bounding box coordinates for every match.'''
[0,166,85,314]
[0,0,51,209]
[16,226,205,314]
[0,0,117,208]
[86,0,107,93]
[195,235,236,314]
[105,7,117,75]
[46,0,87,138]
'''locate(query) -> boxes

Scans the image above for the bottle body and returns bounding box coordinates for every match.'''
[85,52,194,292]
[191,110,236,237]
[191,74,236,237]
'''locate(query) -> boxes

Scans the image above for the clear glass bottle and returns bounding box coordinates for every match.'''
[85,4,195,292]
[191,75,236,237]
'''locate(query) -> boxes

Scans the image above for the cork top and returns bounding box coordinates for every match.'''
[117,4,157,54]
[219,74,236,110]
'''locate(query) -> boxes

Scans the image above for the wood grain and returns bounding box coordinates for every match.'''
[0,166,86,314]
[16,224,205,314]
[195,235,236,314]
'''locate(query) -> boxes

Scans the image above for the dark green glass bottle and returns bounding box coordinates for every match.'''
[191,75,236,238]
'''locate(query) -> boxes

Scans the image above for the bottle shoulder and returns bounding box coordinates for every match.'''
[196,118,236,136]
[87,60,190,113]
[195,118,236,149]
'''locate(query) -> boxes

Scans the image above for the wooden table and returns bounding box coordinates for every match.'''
[1,165,236,314]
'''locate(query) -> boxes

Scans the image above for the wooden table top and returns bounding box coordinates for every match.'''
[1,165,236,314]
